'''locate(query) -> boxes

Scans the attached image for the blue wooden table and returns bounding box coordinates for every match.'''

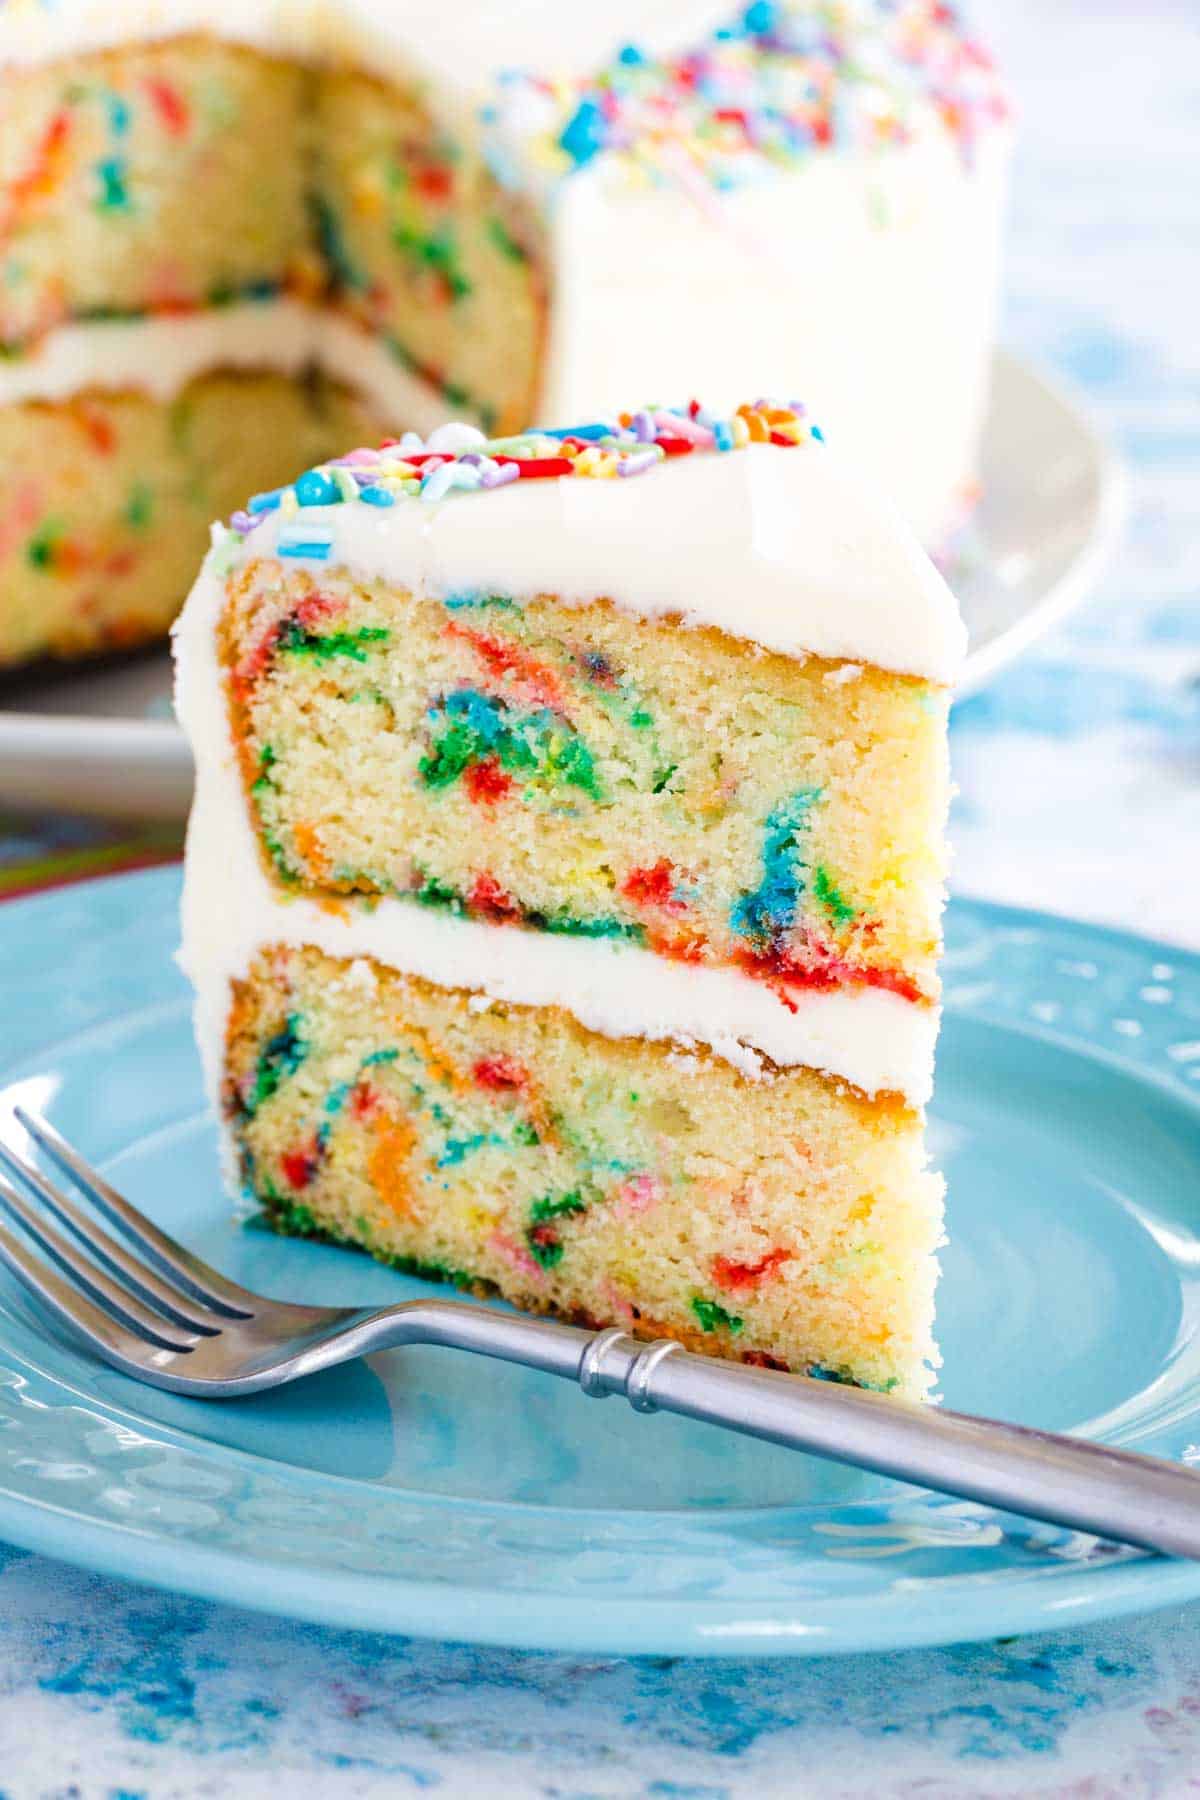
[1,1,1198,1791]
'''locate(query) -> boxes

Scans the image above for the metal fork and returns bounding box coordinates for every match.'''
[1,1108,1199,1559]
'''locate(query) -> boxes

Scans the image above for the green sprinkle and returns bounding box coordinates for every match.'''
[527,1234,563,1270]
[413,871,466,914]
[651,764,677,794]
[530,1190,588,1225]
[278,624,390,662]
[386,1252,478,1288]
[26,521,62,571]
[487,216,529,263]
[94,155,130,212]
[813,864,856,928]
[246,1014,307,1115]
[124,482,153,530]
[691,1296,744,1335]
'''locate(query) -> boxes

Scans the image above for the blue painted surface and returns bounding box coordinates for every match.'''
[0,0,1197,1788]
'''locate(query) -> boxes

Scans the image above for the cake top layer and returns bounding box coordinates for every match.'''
[0,2,1007,184]
[198,395,966,685]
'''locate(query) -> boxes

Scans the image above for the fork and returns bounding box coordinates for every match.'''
[1,1108,1199,1559]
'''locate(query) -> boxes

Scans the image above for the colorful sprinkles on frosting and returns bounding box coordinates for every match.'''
[484,0,1010,190]
[228,398,822,545]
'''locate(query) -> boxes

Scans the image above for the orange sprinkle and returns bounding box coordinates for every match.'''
[368,1112,418,1219]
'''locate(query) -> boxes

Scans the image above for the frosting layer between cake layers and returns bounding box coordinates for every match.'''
[176,432,961,1110]
[0,300,451,423]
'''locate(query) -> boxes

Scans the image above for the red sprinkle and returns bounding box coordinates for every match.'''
[491,457,575,479]
[464,757,513,804]
[468,872,520,921]
[293,594,344,629]
[712,1247,793,1292]
[143,77,191,137]
[414,164,453,203]
[281,1134,322,1191]
[621,860,683,912]
[351,1081,379,1120]
[655,438,694,457]
[737,943,927,1008]
[472,1056,527,1092]
[445,621,565,709]
[742,1350,790,1372]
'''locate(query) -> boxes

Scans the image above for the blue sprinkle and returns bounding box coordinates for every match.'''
[248,489,282,515]
[559,98,608,168]
[294,469,341,508]
[617,44,645,65]
[731,788,821,948]
[714,420,734,451]
[742,1,779,34]
[539,422,611,441]
[277,528,334,561]
[358,485,396,507]
[811,424,825,441]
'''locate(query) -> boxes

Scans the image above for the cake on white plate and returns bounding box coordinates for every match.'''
[174,393,965,1399]
[0,0,1008,665]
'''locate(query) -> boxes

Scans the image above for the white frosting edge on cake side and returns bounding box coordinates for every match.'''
[227,441,965,683]
[0,301,454,427]
[539,133,1009,549]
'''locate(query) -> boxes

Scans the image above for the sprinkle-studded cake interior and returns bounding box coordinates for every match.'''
[222,567,948,1007]
[227,943,942,1397]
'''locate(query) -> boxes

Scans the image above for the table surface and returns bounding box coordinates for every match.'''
[2,1,1198,1793]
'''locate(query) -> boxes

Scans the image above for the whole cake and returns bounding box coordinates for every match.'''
[0,0,1008,666]
[175,397,965,1399]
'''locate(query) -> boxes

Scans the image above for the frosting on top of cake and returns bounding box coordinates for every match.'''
[485,2,1009,195]
[206,396,966,684]
[0,1,1008,187]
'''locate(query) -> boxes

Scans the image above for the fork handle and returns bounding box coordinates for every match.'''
[381,1303,1200,1558]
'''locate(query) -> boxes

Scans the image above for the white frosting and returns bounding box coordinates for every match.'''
[225,440,964,683]
[540,130,1009,547]
[0,299,448,425]
[174,545,939,1108]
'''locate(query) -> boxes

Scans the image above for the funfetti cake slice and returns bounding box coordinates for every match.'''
[174,397,965,1399]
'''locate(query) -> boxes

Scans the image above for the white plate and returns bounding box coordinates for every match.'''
[0,351,1125,823]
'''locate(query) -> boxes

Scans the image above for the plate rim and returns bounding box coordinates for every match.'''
[0,866,1197,1657]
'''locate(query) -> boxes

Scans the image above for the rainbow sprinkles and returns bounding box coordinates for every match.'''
[230,399,824,555]
[485,0,1010,188]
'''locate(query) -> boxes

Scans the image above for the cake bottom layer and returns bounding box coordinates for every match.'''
[225,944,943,1398]
[0,369,382,669]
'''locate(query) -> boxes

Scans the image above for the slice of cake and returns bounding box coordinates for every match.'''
[0,2,1008,665]
[174,397,965,1399]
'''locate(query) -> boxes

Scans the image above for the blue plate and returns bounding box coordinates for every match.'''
[0,867,1197,1657]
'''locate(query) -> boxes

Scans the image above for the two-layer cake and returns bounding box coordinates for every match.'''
[0,0,1008,664]
[175,397,964,1398]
